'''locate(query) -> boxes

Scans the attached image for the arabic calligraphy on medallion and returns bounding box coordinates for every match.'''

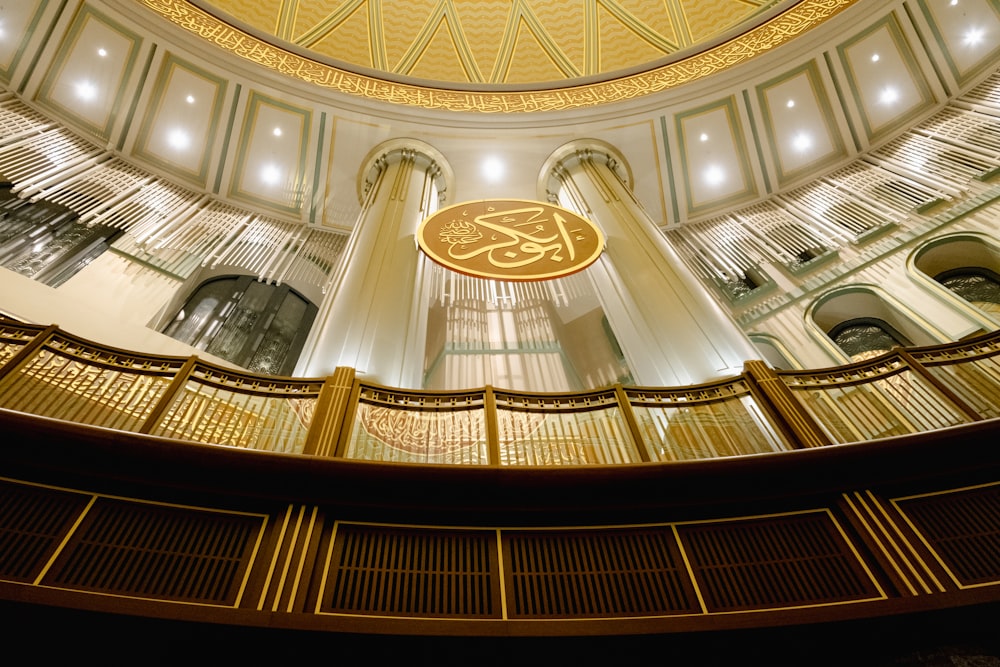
[417,200,605,281]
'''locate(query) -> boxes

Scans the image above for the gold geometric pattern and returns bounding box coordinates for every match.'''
[141,0,859,112]
[205,0,773,85]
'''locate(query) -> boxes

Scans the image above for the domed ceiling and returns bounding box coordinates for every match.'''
[199,0,790,86]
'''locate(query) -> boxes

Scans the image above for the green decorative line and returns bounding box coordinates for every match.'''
[905,0,950,96]
[824,51,859,152]
[311,112,326,225]
[743,89,771,195]
[215,83,241,195]
[119,45,158,153]
[659,115,681,224]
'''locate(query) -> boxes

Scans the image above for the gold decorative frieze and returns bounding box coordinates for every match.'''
[138,0,859,112]
[417,200,604,282]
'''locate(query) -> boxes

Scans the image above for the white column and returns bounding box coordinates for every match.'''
[298,140,450,387]
[543,142,757,386]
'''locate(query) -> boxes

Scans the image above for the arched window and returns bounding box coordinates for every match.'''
[910,234,1000,328]
[935,268,1000,318]
[829,317,912,362]
[808,285,937,364]
[163,275,317,376]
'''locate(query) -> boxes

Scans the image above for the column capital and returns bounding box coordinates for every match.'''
[538,139,633,200]
[357,138,454,205]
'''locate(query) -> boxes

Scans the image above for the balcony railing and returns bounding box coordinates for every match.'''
[0,318,995,465]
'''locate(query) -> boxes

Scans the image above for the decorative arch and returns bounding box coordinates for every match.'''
[748,333,800,370]
[909,232,1000,330]
[806,284,943,362]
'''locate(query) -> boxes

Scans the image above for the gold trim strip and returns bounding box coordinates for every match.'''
[865,490,945,593]
[842,492,918,596]
[271,505,307,612]
[140,0,858,113]
[258,504,294,611]
[495,528,508,620]
[285,505,319,613]
[235,512,269,608]
[33,494,98,586]
[314,519,339,614]
[671,524,708,615]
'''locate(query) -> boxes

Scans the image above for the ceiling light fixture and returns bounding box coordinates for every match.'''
[871,53,880,62]
[97,48,107,57]
[167,128,190,151]
[792,133,812,152]
[185,95,195,104]
[786,100,795,108]
[273,127,282,137]
[75,81,97,101]
[964,28,984,46]
[880,87,899,105]
[699,133,709,142]
[481,156,505,183]
[704,166,725,186]
[261,164,282,186]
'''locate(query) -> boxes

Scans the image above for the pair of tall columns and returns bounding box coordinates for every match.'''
[300,139,756,389]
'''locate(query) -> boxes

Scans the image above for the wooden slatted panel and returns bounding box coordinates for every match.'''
[0,480,90,582]
[505,528,700,618]
[677,512,881,612]
[44,498,261,605]
[895,485,1000,587]
[325,524,499,618]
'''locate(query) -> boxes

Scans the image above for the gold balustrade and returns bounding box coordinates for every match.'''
[0,318,997,464]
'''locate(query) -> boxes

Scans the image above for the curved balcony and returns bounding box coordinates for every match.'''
[0,318,999,657]
[3,319,999,462]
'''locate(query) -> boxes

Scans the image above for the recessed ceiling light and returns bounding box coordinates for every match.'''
[950,0,958,6]
[704,165,725,186]
[786,100,795,108]
[880,87,899,105]
[871,53,880,62]
[97,48,107,57]
[185,95,195,104]
[261,164,281,186]
[75,81,97,101]
[481,156,505,182]
[964,28,984,46]
[167,128,190,151]
[273,127,282,137]
[699,133,709,142]
[792,133,812,152]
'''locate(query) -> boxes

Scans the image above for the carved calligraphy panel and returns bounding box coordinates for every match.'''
[417,200,605,282]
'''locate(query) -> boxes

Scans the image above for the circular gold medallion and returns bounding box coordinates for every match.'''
[417,200,604,282]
